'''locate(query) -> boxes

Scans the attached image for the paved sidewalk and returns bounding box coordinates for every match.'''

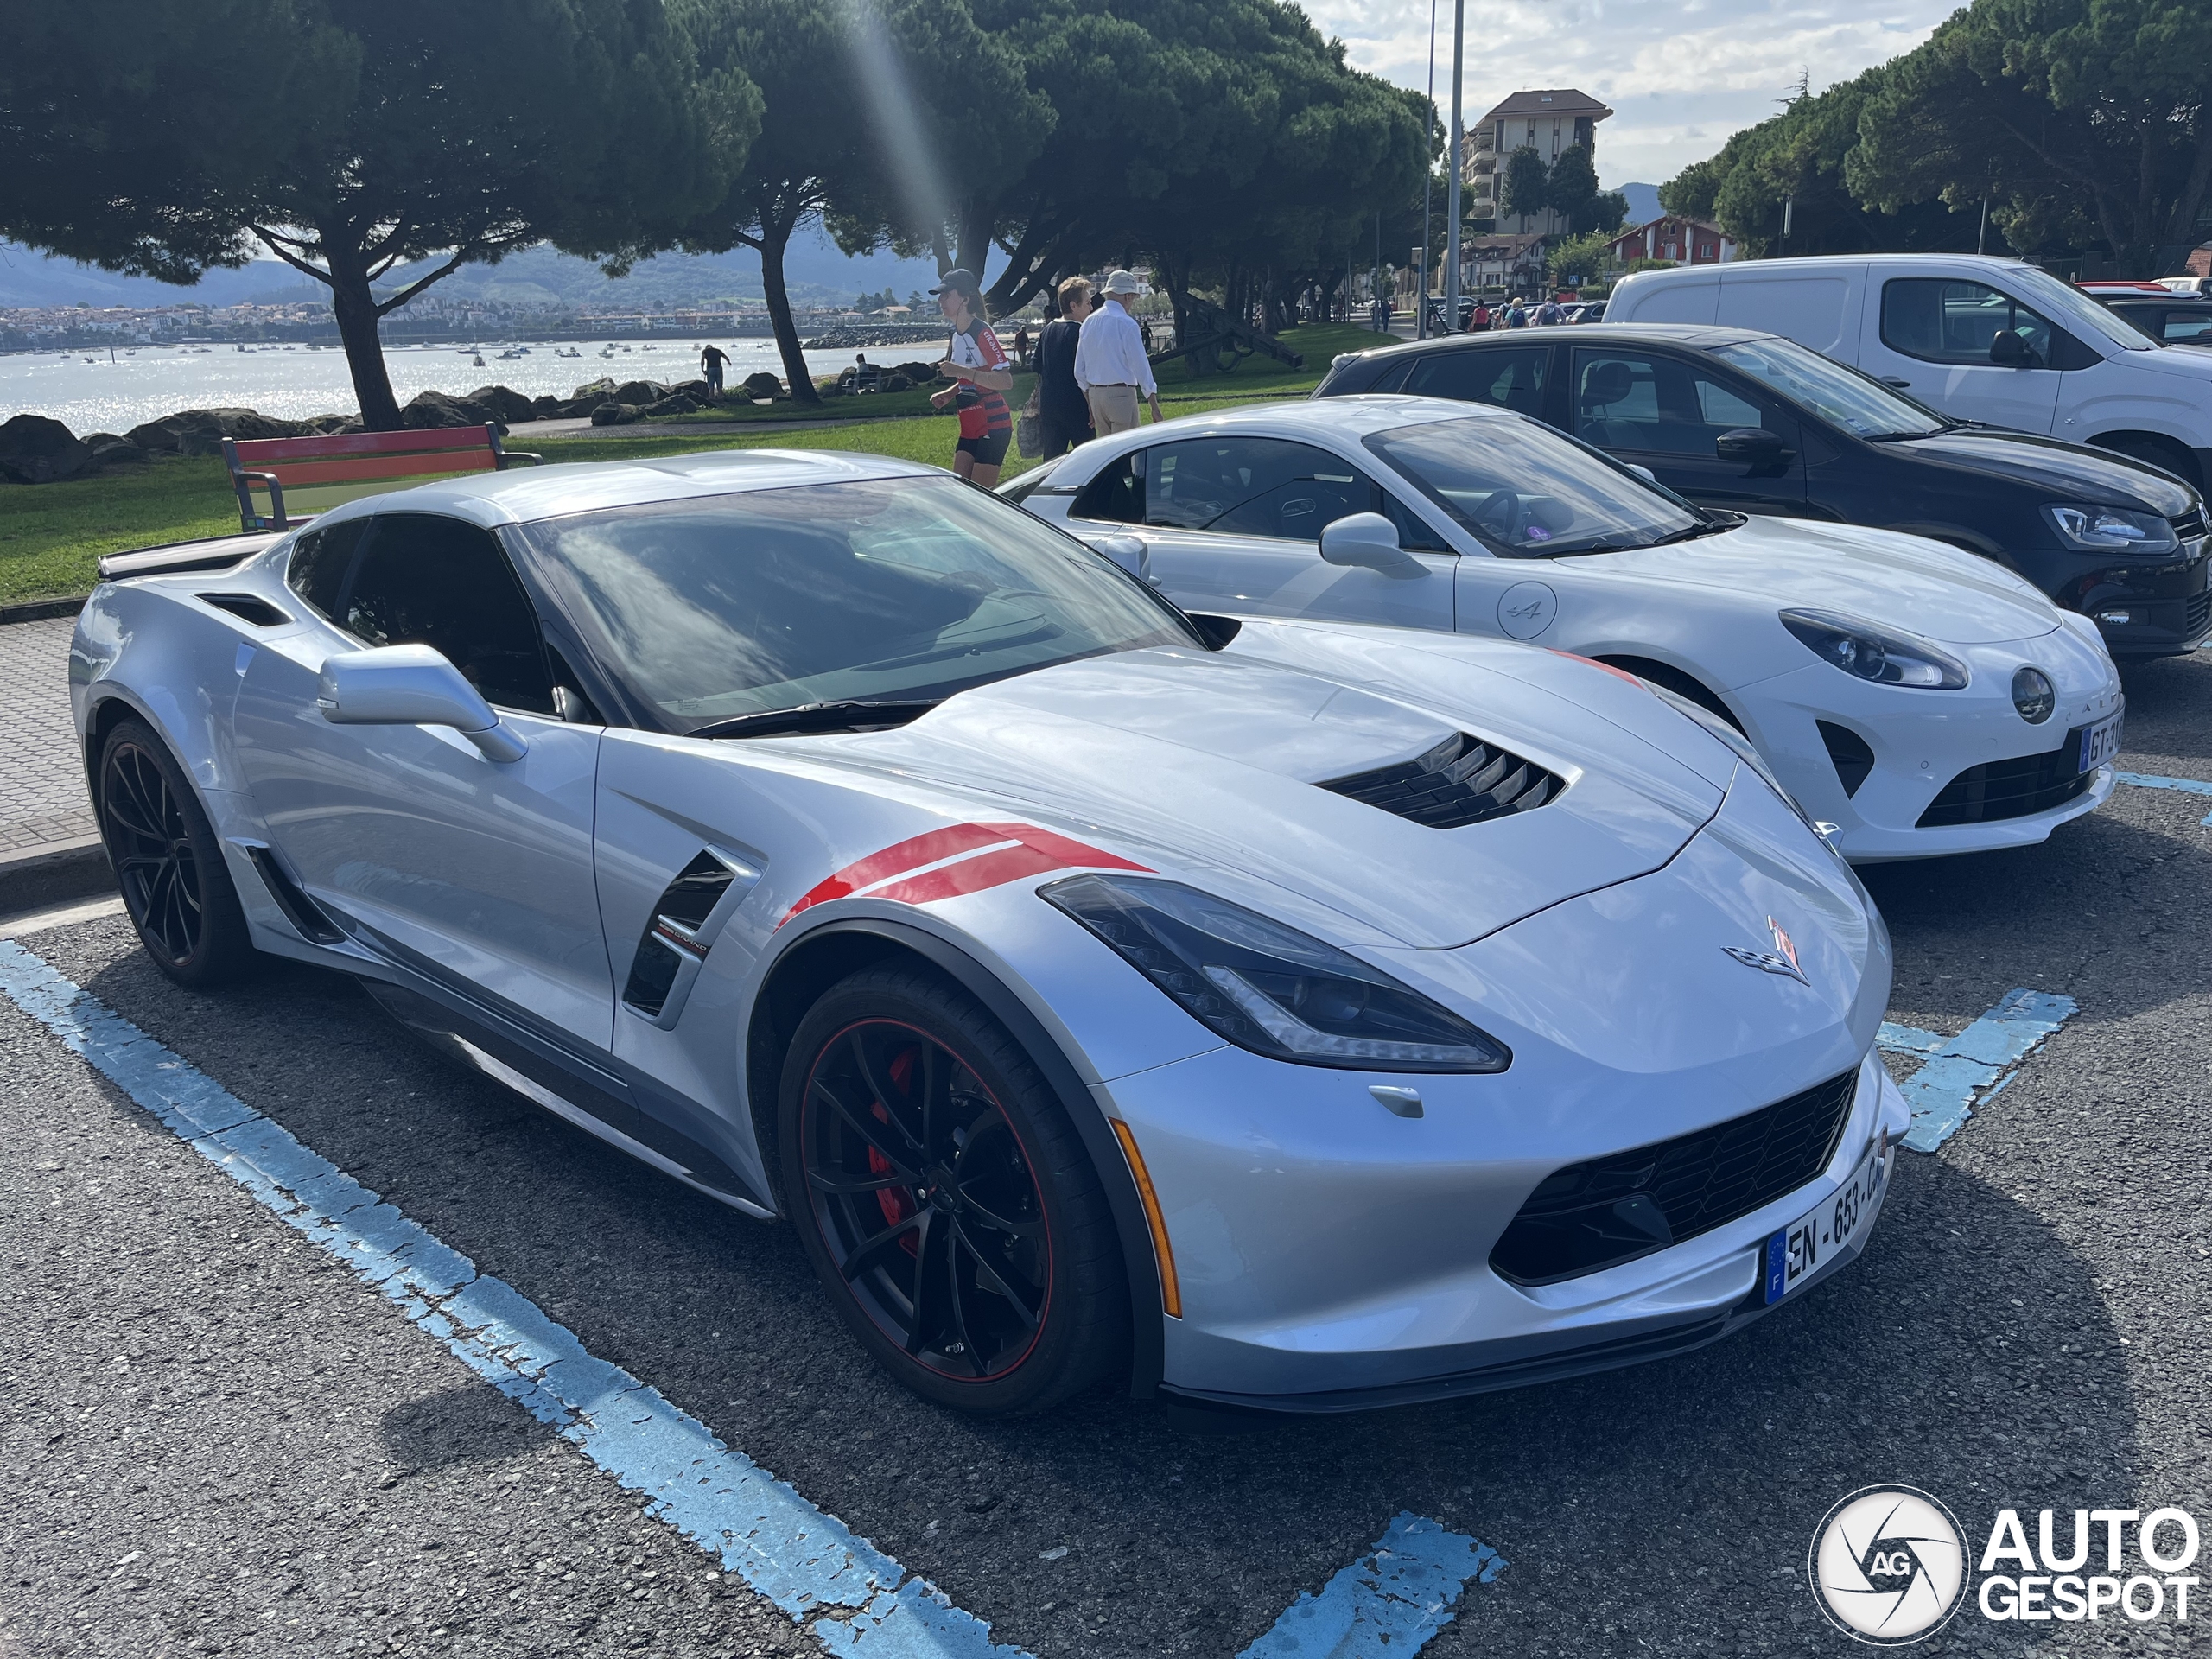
[0,615,93,865]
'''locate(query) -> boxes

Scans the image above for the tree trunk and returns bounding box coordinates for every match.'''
[325,243,403,430]
[757,210,819,406]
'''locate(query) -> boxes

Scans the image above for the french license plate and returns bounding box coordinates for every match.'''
[2074,712,2123,775]
[1764,1141,1886,1306]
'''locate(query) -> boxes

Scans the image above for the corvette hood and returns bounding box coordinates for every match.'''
[818,627,1727,950]
[1592,514,2062,645]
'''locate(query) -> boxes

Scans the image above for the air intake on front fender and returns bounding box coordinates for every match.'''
[1317,732,1563,829]
[621,848,761,1024]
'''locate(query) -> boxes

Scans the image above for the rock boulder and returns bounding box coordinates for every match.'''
[569,377,619,402]
[82,434,151,467]
[0,414,92,484]
[589,403,644,426]
[739,371,785,401]
[400,389,504,432]
[462,385,539,425]
[125,407,318,455]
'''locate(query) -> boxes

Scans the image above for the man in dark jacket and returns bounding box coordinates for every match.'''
[1033,276,1095,459]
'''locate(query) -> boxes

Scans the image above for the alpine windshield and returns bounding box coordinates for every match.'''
[1363,418,1705,556]
[519,476,1200,730]
[1710,337,1948,439]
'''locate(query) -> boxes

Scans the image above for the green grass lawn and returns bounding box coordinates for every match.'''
[0,345,1341,604]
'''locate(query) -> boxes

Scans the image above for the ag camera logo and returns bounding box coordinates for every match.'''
[1809,1486,1969,1644]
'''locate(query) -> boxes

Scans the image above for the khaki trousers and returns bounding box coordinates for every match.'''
[1085,383,1141,435]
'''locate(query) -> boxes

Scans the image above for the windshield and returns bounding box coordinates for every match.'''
[519,477,1199,731]
[2008,264,2151,353]
[1711,336,1947,438]
[1362,418,1704,556]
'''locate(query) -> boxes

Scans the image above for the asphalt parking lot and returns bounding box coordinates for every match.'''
[4,649,2210,1659]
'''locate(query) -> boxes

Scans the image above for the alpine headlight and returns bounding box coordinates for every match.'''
[2044,503,2178,555]
[1040,874,1510,1073]
[1780,608,1969,690]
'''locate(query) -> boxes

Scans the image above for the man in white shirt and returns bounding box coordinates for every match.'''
[1074,269,1162,435]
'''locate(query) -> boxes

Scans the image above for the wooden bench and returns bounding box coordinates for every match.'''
[222,424,543,532]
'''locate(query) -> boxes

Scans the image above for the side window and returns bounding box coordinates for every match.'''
[1071,453,1142,524]
[1881,279,2055,365]
[342,514,555,714]
[2163,312,2212,344]
[285,518,368,620]
[1379,491,1452,553]
[1402,347,1550,418]
[1146,438,1368,540]
[1573,352,1781,454]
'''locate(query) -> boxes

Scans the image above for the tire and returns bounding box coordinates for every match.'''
[779,963,1128,1414]
[96,717,256,988]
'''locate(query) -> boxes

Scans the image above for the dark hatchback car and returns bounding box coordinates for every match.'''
[2098,293,2212,350]
[1313,322,2211,658]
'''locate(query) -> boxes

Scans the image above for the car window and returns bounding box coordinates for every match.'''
[1143,437,1370,540]
[285,517,369,620]
[342,514,555,715]
[516,476,1198,731]
[1402,347,1549,416]
[1571,351,1781,454]
[1071,453,1141,523]
[1709,336,1945,438]
[1880,279,2056,365]
[1378,490,1452,553]
[2160,311,2212,343]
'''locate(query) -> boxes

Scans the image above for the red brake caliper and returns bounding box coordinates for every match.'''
[871,1046,924,1256]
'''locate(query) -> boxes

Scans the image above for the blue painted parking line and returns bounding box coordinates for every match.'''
[0,940,1026,1659]
[1237,1513,1505,1659]
[2114,770,2212,824]
[1887,987,2076,1153]
[1876,1022,1948,1055]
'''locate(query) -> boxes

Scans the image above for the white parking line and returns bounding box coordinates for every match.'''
[0,938,1028,1659]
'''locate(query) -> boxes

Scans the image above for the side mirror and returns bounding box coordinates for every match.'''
[1988,328,2037,368]
[1086,532,1152,583]
[1319,512,1422,575]
[317,644,527,763]
[1625,463,1658,484]
[1715,427,1789,467]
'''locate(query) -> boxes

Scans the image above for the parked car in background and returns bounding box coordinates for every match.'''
[2082,287,2212,351]
[1312,323,2210,660]
[1005,397,2124,861]
[1603,254,2212,492]
[76,449,1913,1414]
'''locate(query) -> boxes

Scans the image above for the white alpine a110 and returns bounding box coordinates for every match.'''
[1005,397,2124,862]
[73,450,1907,1414]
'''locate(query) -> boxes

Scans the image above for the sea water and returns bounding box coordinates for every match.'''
[0,338,943,435]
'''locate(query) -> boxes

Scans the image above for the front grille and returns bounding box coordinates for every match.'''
[1319,731,1563,829]
[1491,1071,1859,1286]
[2172,507,2207,543]
[1816,720,1875,798]
[1916,738,2094,828]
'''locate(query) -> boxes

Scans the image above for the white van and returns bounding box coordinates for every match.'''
[1605,254,2212,491]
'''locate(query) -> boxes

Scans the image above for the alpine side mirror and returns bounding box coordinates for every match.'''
[1715,427,1790,467]
[317,644,527,763]
[1087,532,1153,583]
[1988,328,2037,368]
[1319,512,1422,575]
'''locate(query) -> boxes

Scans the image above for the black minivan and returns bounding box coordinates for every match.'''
[1313,323,2210,658]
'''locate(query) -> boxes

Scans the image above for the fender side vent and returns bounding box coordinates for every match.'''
[1816,721,1875,798]
[245,846,345,944]
[622,849,757,1020]
[1319,732,1563,829]
[198,593,291,627]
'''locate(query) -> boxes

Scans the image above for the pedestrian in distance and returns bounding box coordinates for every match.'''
[1504,296,1529,329]
[1032,276,1096,460]
[1467,299,1492,333]
[1535,294,1566,327]
[1076,269,1162,436]
[700,342,728,398]
[929,268,1014,487]
[1014,321,1032,368]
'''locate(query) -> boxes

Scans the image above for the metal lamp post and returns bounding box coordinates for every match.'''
[1443,0,1464,329]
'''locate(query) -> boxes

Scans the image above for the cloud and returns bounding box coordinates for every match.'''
[1302,0,1951,186]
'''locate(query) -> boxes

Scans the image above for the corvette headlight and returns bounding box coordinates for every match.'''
[2044,503,2177,556]
[1041,874,1510,1073]
[1780,608,1969,690]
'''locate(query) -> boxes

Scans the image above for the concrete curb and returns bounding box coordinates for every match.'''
[0,838,113,914]
[1,596,88,626]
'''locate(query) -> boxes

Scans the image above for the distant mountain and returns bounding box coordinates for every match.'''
[0,222,949,313]
[1619,183,1664,226]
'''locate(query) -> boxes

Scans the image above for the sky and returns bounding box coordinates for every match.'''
[1302,0,1958,189]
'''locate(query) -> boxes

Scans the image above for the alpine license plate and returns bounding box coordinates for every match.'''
[1764,1141,1886,1306]
[2074,711,2124,775]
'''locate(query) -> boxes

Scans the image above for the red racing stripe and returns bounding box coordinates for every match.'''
[782,822,1014,921]
[780,821,1149,926]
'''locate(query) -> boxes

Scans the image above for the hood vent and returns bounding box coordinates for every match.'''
[1318,732,1563,829]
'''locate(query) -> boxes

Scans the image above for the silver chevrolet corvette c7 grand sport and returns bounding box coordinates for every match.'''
[72,449,1910,1415]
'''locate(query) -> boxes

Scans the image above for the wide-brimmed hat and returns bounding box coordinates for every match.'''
[1101,269,1141,296]
[929,268,982,300]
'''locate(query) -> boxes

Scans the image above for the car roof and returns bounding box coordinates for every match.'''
[310,448,943,533]
[1335,321,1781,368]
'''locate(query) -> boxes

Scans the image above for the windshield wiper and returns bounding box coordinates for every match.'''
[1645,520,1734,546]
[688,699,942,741]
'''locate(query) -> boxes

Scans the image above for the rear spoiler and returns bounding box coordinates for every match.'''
[98,531,284,583]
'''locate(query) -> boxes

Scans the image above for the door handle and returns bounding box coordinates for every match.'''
[1880,377,1910,388]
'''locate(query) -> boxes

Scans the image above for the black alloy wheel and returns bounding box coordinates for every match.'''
[779,965,1127,1414]
[97,718,255,988]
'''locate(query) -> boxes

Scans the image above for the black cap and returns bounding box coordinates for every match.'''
[929,267,982,299]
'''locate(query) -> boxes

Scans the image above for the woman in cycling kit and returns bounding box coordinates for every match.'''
[930,268,1015,487]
